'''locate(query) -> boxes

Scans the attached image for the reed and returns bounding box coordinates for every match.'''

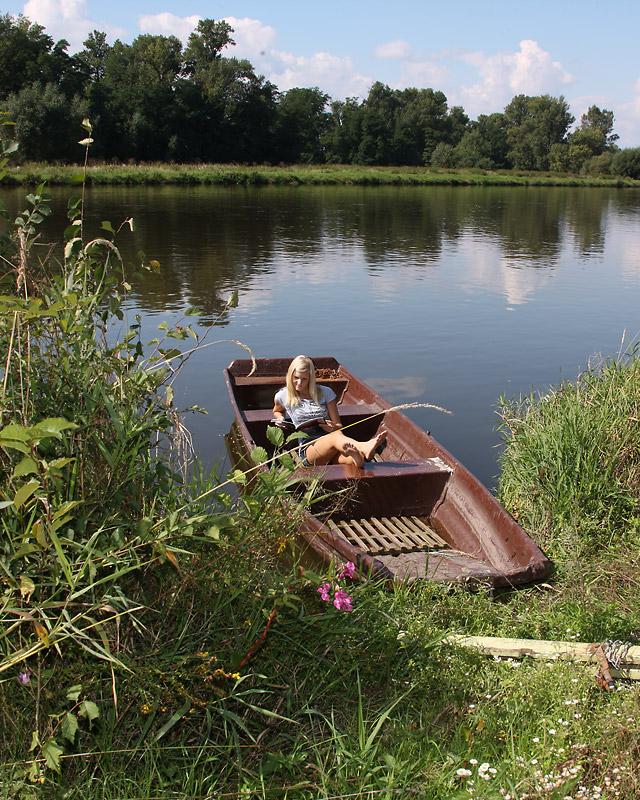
[497,350,640,562]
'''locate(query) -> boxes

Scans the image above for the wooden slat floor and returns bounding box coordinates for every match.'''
[327,515,448,555]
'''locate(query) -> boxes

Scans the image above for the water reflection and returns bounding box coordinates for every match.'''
[1,185,634,312]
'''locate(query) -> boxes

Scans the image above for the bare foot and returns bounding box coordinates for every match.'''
[342,441,365,468]
[362,428,388,461]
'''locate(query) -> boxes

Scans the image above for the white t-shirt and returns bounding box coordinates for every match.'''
[274,385,336,429]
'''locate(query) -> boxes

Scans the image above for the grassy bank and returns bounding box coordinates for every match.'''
[2,153,640,798]
[3,162,640,188]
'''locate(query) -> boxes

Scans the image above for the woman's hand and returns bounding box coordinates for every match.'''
[322,399,343,432]
[319,419,342,433]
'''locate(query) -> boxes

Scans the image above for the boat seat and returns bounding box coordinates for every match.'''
[292,459,451,482]
[327,515,448,555]
[243,404,382,424]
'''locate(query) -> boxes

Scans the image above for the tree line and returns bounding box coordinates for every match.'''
[2,13,640,177]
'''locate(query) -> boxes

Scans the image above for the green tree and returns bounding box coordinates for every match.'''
[5,81,88,161]
[276,87,330,163]
[357,82,400,164]
[0,14,55,98]
[324,98,363,163]
[183,18,235,77]
[446,105,470,146]
[430,141,456,168]
[580,105,618,149]
[74,31,114,158]
[394,87,450,165]
[551,106,619,174]
[611,148,640,179]
[99,35,183,160]
[180,19,278,162]
[193,56,277,161]
[504,94,574,170]
[452,113,509,169]
[76,30,111,82]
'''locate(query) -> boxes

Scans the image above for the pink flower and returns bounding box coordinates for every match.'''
[17,670,31,685]
[338,561,356,580]
[317,582,332,602]
[333,588,353,612]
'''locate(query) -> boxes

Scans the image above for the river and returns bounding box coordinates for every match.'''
[2,184,640,488]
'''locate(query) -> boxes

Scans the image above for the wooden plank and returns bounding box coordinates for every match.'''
[349,518,383,553]
[243,403,381,424]
[329,515,450,556]
[329,519,367,551]
[393,517,438,552]
[380,517,423,552]
[380,516,410,540]
[234,376,286,386]
[395,516,445,549]
[446,635,640,679]
[359,518,389,552]
[389,516,429,548]
[409,516,448,547]
[370,517,406,552]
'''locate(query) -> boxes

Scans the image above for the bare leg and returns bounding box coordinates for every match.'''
[304,428,387,467]
[338,441,364,467]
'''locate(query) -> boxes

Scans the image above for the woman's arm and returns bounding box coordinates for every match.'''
[320,399,343,432]
[272,398,287,423]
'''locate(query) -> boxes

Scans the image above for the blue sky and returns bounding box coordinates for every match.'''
[6,0,640,145]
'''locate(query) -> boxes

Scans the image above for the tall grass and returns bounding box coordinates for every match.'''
[3,162,640,188]
[497,352,640,562]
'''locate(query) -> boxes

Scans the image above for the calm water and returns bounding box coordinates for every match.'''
[2,184,640,488]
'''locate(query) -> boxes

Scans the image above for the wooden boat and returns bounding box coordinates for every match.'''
[224,357,551,587]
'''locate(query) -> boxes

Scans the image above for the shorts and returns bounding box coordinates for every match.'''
[297,424,326,466]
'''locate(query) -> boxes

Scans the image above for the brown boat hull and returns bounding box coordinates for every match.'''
[224,357,551,588]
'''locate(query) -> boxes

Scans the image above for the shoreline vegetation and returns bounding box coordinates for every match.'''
[2,140,640,796]
[3,162,640,188]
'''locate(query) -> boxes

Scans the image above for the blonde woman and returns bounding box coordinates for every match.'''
[272,355,386,467]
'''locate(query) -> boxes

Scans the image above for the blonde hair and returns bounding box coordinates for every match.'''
[285,355,319,407]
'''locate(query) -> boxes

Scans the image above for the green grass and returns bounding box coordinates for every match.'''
[3,526,640,799]
[3,162,640,188]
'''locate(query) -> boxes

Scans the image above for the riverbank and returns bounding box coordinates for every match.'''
[3,162,640,187]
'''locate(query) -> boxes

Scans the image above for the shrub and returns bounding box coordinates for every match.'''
[611,147,640,179]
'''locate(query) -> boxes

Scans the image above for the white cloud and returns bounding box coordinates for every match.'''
[223,16,277,56]
[268,50,371,97]
[135,12,370,98]
[138,12,201,41]
[23,0,125,51]
[398,60,449,89]
[375,39,412,60]
[614,78,640,147]
[222,16,370,97]
[459,39,573,117]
